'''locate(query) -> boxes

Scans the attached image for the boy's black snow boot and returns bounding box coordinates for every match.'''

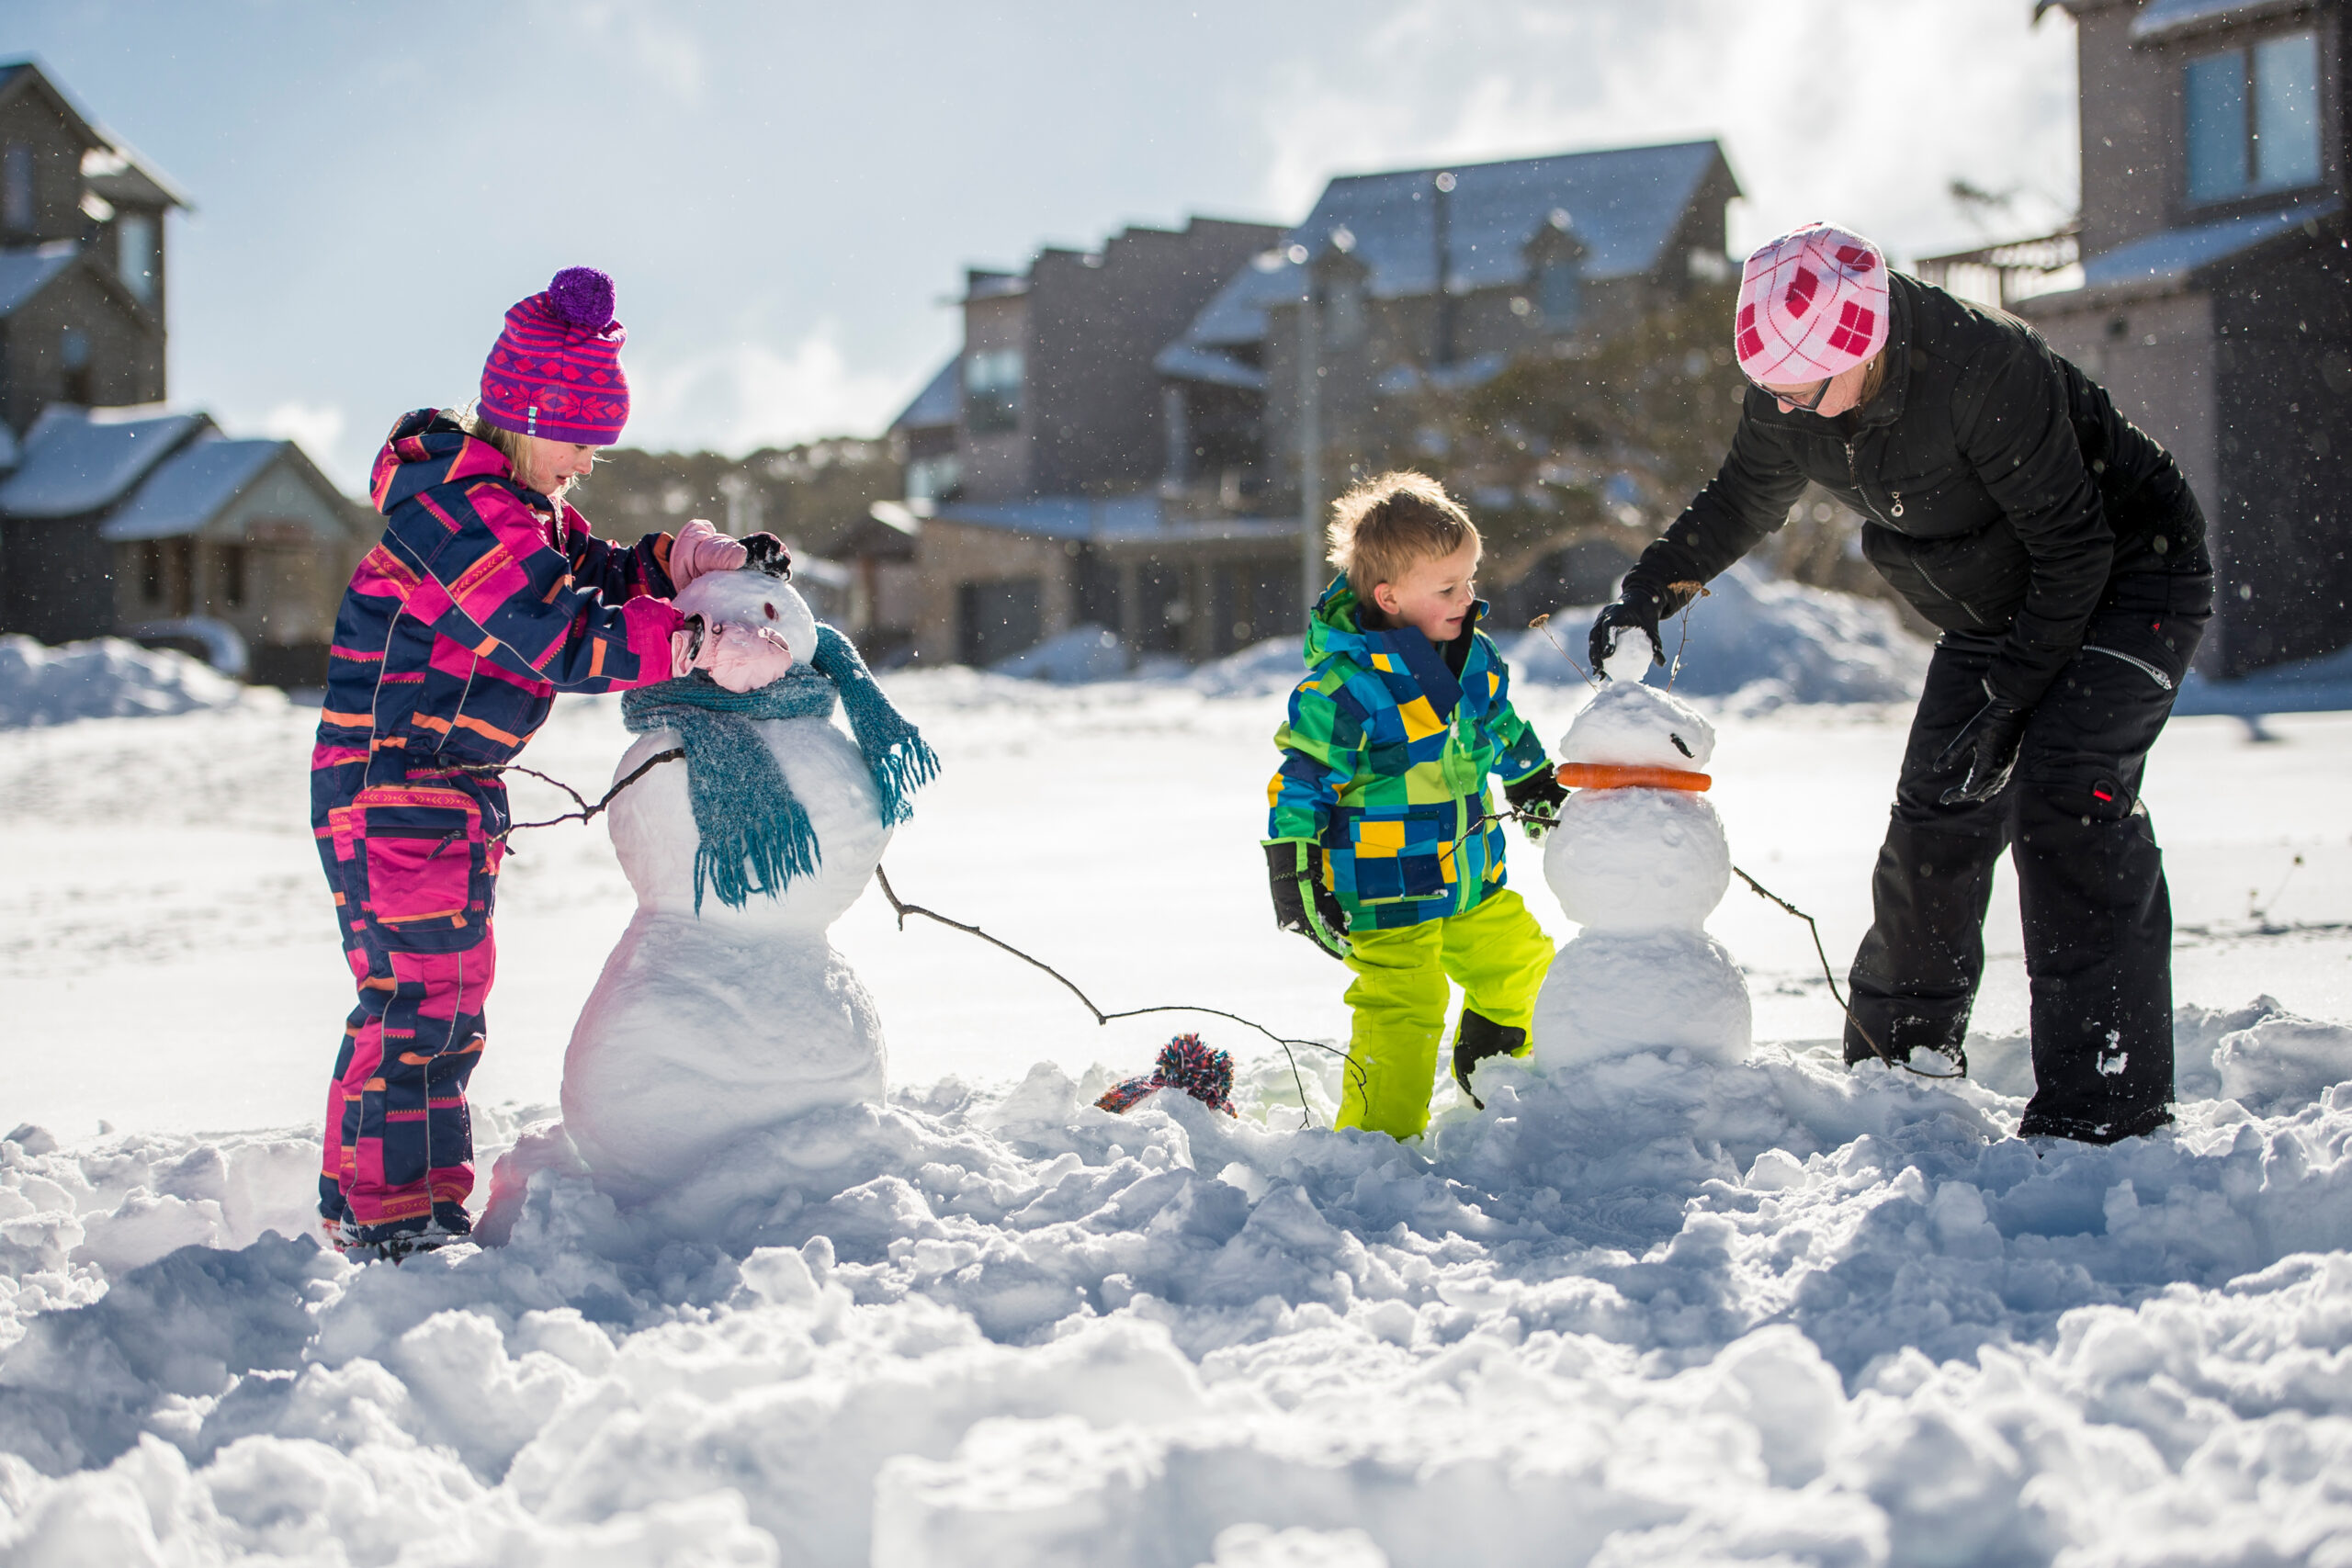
[1453,1010,1527,1110]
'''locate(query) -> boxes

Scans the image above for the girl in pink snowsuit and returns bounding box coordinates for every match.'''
[310,267,788,1256]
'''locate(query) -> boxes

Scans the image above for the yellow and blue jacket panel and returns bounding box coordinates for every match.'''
[1267,575,1549,931]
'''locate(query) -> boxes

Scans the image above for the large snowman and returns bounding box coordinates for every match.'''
[560,558,933,1202]
[1529,643,1752,1066]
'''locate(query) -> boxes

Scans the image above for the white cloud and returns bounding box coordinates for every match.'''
[1254,0,2080,263]
[623,325,914,456]
[258,400,350,468]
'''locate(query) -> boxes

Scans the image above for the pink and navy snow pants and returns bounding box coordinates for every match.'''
[313,772,508,1240]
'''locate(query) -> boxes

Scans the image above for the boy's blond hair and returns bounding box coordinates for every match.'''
[1326,471,1478,594]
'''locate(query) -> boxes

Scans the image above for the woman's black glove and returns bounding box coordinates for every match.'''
[1589,578,1700,677]
[1502,767,1568,841]
[1937,680,2031,805]
[1265,840,1351,959]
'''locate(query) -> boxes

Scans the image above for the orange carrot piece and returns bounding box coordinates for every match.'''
[1555,762,1713,792]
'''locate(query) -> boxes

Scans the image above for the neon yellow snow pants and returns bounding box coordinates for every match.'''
[1336,888,1555,1138]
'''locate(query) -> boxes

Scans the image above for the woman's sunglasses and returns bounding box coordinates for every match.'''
[1748,374,1831,412]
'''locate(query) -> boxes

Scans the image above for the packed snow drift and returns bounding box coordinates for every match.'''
[4,1001,2352,1566]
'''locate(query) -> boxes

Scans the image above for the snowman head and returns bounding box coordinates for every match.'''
[1557,681,1716,772]
[672,564,820,665]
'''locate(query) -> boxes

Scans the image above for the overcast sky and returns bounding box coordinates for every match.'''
[7,0,2080,489]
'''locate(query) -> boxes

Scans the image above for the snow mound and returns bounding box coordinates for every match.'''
[1510,563,1932,708]
[0,636,249,728]
[1191,636,1311,698]
[993,625,1133,683]
[6,1005,2352,1563]
[2177,638,2352,716]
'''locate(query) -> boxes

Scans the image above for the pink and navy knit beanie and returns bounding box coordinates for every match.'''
[479,266,630,445]
[1733,223,1890,386]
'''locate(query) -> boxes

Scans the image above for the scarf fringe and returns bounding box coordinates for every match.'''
[813,624,941,828]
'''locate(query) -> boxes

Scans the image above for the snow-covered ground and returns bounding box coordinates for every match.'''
[4,650,2352,1564]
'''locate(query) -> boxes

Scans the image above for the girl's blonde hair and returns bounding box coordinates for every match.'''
[452,401,568,499]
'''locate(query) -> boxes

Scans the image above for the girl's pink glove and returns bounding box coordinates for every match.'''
[671,619,795,692]
[667,518,749,591]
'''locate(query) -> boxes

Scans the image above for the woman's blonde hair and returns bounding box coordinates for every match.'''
[1856,348,1891,409]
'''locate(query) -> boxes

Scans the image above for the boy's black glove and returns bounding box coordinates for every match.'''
[1265,840,1351,960]
[1502,766,1568,841]
[1937,679,2031,806]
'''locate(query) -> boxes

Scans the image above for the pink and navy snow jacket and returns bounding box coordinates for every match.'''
[310,410,684,811]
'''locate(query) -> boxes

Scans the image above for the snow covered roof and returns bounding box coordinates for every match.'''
[84,142,191,211]
[1150,341,1266,391]
[98,437,287,542]
[889,356,959,433]
[2129,0,2312,43]
[1159,141,1735,378]
[0,407,210,519]
[0,243,79,317]
[2080,197,2341,290]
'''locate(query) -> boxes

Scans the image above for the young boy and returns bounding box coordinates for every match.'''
[1264,472,1566,1137]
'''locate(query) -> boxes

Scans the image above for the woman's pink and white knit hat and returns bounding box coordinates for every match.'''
[1733,223,1890,386]
[479,267,630,446]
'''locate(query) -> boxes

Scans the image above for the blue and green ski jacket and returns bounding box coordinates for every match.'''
[1265,575,1550,931]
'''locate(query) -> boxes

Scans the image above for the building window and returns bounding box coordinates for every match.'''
[963,349,1023,435]
[2185,30,2322,205]
[2,145,30,231]
[141,540,166,604]
[1539,260,1583,328]
[220,544,248,608]
[118,211,158,303]
[1323,273,1366,349]
[60,326,91,404]
[905,453,961,503]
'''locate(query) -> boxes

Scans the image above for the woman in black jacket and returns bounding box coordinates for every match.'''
[1591,222,2211,1143]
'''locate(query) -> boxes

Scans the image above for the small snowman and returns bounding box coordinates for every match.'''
[1529,637,1751,1067]
[559,546,938,1202]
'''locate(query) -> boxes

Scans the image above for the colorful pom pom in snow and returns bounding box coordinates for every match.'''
[1097,1033,1238,1117]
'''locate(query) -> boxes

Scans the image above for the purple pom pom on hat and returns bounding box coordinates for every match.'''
[547,266,616,333]
[478,266,630,446]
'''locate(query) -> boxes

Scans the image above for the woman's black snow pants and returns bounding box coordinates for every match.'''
[1843,570,2212,1142]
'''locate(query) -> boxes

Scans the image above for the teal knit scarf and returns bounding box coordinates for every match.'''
[620,624,939,912]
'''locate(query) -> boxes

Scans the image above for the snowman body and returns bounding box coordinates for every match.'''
[560,570,889,1201]
[1530,678,1752,1067]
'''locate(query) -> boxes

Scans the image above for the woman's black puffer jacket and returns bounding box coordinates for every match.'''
[1626,272,2208,706]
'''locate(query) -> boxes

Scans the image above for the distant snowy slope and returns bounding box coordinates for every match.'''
[1197,566,1931,707]
[1503,562,1931,707]
[0,636,251,729]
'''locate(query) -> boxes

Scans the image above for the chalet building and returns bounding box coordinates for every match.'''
[2023,0,2350,675]
[0,407,370,683]
[882,144,1742,670]
[0,61,368,682]
[0,62,180,432]
[883,216,1294,667]
[1158,141,1742,518]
